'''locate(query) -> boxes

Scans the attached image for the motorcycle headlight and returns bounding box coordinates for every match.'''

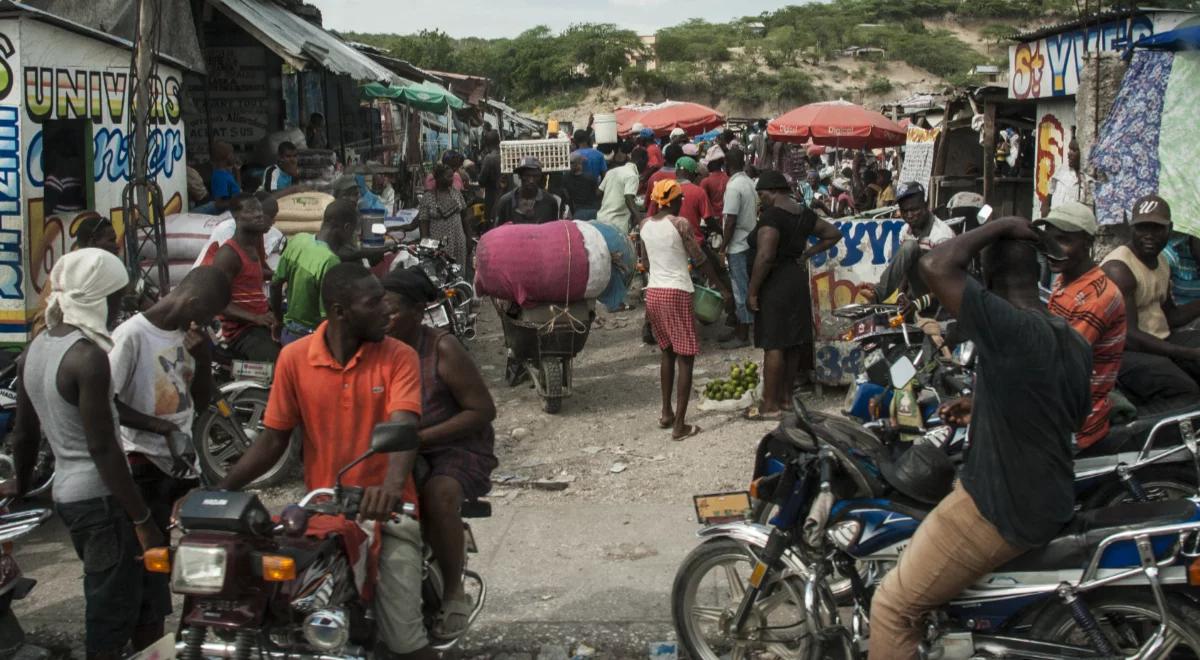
[171,544,227,594]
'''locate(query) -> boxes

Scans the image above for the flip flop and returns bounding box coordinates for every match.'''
[672,424,702,441]
[658,415,676,429]
[432,591,474,640]
[743,406,784,422]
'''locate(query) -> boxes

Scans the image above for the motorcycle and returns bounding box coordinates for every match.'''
[0,353,54,501]
[391,238,477,343]
[0,505,52,657]
[155,421,486,659]
[193,348,299,489]
[673,393,1200,659]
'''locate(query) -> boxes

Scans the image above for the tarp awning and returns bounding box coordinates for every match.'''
[1136,26,1200,51]
[363,81,466,113]
[208,0,394,82]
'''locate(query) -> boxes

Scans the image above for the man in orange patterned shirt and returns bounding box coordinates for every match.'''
[1039,202,1126,449]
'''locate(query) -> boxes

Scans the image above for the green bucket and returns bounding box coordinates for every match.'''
[693,285,724,324]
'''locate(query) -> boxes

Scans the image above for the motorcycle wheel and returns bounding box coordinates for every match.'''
[194,388,300,488]
[542,358,563,415]
[1030,590,1200,656]
[671,538,833,660]
[1085,464,1198,508]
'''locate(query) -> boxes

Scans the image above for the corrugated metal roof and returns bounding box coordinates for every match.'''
[0,0,202,71]
[1011,6,1191,42]
[208,0,394,82]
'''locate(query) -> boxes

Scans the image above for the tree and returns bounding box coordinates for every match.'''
[561,24,645,85]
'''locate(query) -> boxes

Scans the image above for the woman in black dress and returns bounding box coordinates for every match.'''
[746,170,842,419]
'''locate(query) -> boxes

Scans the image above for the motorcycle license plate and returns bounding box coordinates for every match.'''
[129,633,175,660]
[424,304,451,328]
[231,360,273,383]
[693,491,752,525]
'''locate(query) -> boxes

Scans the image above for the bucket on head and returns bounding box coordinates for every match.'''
[593,113,618,145]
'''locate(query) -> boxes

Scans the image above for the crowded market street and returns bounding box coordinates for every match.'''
[15,306,841,659]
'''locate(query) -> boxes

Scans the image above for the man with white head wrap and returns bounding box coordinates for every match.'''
[7,248,167,659]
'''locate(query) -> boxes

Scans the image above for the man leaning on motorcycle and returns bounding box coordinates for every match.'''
[212,261,436,660]
[868,216,1093,659]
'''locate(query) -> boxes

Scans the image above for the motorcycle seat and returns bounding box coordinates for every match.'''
[1075,399,1198,459]
[997,499,1197,573]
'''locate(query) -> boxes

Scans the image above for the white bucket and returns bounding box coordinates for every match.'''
[593,113,618,145]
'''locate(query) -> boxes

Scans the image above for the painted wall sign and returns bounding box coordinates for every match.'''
[1034,100,1076,214]
[809,217,905,385]
[1008,11,1193,100]
[897,126,940,192]
[0,18,188,343]
[185,46,271,154]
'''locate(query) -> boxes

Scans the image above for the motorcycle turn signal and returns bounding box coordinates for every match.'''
[143,547,171,574]
[261,554,296,582]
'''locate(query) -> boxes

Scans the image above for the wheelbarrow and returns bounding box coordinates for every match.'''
[495,299,595,414]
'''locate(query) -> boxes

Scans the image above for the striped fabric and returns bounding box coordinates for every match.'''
[1048,267,1127,449]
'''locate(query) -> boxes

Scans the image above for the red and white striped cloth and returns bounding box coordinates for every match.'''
[645,287,699,356]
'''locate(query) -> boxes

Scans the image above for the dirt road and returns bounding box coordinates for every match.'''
[15,303,842,658]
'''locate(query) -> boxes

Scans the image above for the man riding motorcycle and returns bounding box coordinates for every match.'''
[870,217,1092,659]
[862,182,956,355]
[214,262,435,659]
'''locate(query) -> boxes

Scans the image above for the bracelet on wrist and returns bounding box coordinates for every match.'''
[133,510,154,526]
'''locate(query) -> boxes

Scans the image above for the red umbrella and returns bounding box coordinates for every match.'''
[768,100,906,149]
[618,101,724,138]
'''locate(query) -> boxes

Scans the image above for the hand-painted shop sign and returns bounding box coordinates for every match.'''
[1007,11,1194,100]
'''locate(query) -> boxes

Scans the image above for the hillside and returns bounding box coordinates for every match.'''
[341,0,1197,125]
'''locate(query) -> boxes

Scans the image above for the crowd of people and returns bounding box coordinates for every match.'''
[8,103,1200,660]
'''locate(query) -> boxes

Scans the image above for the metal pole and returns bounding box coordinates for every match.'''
[132,0,154,214]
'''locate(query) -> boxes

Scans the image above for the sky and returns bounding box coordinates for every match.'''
[308,0,788,39]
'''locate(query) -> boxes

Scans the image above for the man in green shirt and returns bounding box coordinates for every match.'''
[270,200,359,345]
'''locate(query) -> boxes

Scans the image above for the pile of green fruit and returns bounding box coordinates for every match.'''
[704,361,760,401]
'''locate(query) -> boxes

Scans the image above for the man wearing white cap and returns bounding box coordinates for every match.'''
[1036,201,1126,449]
[669,127,688,147]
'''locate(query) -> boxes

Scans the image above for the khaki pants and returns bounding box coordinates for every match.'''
[868,485,1024,660]
[375,516,429,654]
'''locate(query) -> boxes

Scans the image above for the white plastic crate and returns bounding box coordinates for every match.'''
[500,139,572,173]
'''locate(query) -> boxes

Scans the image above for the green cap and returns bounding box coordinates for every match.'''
[1035,201,1097,236]
[676,156,699,173]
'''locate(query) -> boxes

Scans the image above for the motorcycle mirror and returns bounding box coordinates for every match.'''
[369,421,420,454]
[889,356,917,390]
[977,204,993,225]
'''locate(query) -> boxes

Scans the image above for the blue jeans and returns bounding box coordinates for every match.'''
[280,322,314,346]
[727,250,753,324]
[572,208,598,221]
[57,495,169,655]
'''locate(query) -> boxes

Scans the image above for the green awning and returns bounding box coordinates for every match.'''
[362,81,466,113]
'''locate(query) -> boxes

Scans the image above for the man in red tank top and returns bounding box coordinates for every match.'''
[203,194,280,362]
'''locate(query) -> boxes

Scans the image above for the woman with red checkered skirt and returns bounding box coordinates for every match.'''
[634,179,732,440]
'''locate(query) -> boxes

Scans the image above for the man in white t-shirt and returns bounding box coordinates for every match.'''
[866,181,955,305]
[597,142,640,232]
[1041,136,1090,217]
[719,148,758,348]
[111,265,232,498]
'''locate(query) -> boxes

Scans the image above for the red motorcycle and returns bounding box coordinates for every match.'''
[148,422,486,659]
[0,506,52,656]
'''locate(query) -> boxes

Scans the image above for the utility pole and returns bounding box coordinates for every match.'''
[123,0,171,302]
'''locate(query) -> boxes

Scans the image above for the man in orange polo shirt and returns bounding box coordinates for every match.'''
[217,262,434,659]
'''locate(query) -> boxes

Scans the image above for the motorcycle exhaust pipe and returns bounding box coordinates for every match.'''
[177,640,364,660]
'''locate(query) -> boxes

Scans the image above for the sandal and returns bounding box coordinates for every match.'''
[672,424,702,441]
[743,405,784,422]
[432,591,473,640]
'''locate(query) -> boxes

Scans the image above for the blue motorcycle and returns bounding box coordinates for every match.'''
[672,394,1200,659]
